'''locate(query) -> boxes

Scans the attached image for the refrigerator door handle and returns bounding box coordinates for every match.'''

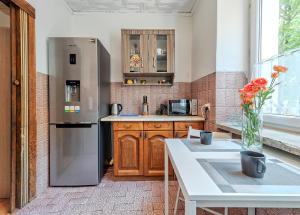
[54,123,97,128]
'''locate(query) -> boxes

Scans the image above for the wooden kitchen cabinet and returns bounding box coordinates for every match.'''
[112,121,204,177]
[121,29,175,86]
[144,121,173,131]
[144,131,173,176]
[114,130,144,176]
[113,122,143,131]
[174,122,204,138]
[174,131,188,138]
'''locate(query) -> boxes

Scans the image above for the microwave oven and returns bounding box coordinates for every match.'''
[168,99,198,116]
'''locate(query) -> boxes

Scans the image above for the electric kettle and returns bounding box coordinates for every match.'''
[111,104,123,115]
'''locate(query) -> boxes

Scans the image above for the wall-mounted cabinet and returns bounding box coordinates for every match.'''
[122,29,175,86]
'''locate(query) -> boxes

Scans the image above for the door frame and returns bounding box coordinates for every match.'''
[0,0,36,212]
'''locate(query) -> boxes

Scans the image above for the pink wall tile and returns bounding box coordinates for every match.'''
[36,72,49,195]
[110,82,193,115]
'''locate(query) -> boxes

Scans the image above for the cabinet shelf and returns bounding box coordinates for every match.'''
[123,83,173,86]
[124,72,174,78]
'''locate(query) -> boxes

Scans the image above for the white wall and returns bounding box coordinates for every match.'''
[27,0,72,74]
[191,0,217,81]
[216,0,250,73]
[70,13,192,82]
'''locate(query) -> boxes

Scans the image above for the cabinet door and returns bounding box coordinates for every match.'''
[148,31,174,73]
[114,131,143,176]
[122,31,148,73]
[144,131,173,176]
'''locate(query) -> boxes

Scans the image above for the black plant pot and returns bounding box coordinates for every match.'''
[240,151,266,178]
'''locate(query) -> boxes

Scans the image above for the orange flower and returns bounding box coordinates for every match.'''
[271,72,279,79]
[241,83,260,94]
[251,78,268,89]
[273,65,288,73]
[240,92,254,105]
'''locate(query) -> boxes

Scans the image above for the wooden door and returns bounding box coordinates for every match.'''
[0,26,11,199]
[144,131,173,176]
[114,131,144,176]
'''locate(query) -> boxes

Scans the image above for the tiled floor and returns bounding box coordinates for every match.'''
[14,169,300,215]
[15,169,184,215]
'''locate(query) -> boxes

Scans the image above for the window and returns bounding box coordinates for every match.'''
[255,0,300,124]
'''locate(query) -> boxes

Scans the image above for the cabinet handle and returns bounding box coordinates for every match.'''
[153,57,155,68]
[154,124,162,128]
[125,124,132,129]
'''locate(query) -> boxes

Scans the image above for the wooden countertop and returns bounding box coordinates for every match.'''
[101,115,205,122]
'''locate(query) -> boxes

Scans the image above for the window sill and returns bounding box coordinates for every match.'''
[216,121,300,157]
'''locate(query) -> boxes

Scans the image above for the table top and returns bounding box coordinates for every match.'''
[165,138,300,204]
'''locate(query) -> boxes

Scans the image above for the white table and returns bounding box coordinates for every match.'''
[164,139,300,215]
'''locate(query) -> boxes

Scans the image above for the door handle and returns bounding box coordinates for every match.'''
[154,124,162,128]
[13,80,20,86]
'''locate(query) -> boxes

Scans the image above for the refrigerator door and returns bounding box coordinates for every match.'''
[48,38,99,123]
[50,124,99,186]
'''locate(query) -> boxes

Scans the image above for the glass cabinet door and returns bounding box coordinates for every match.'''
[122,33,146,73]
[149,32,174,73]
[155,35,167,73]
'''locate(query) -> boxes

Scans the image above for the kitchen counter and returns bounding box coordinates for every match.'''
[101,115,205,122]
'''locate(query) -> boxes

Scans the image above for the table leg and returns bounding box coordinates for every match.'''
[248,208,255,215]
[185,200,196,215]
[164,145,169,215]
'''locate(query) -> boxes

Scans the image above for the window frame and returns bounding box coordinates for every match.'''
[251,0,300,132]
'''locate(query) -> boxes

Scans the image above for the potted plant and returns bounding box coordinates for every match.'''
[239,65,288,152]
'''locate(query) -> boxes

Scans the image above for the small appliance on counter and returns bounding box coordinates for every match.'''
[168,99,198,116]
[156,104,168,115]
[48,37,111,186]
[111,104,123,115]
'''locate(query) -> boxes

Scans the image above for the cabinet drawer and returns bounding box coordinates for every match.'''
[113,122,143,130]
[174,121,203,131]
[144,122,173,131]
[174,131,188,138]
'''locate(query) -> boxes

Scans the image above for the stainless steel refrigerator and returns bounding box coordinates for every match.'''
[48,37,111,186]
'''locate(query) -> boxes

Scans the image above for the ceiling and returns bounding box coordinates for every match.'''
[64,0,197,14]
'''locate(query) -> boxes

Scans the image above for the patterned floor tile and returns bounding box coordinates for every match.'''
[14,169,300,215]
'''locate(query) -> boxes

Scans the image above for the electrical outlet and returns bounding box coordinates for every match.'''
[202,103,211,111]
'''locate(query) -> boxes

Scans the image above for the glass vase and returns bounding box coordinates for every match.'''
[241,110,263,152]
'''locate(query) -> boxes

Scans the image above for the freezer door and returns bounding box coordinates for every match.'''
[50,124,99,186]
[48,38,99,123]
